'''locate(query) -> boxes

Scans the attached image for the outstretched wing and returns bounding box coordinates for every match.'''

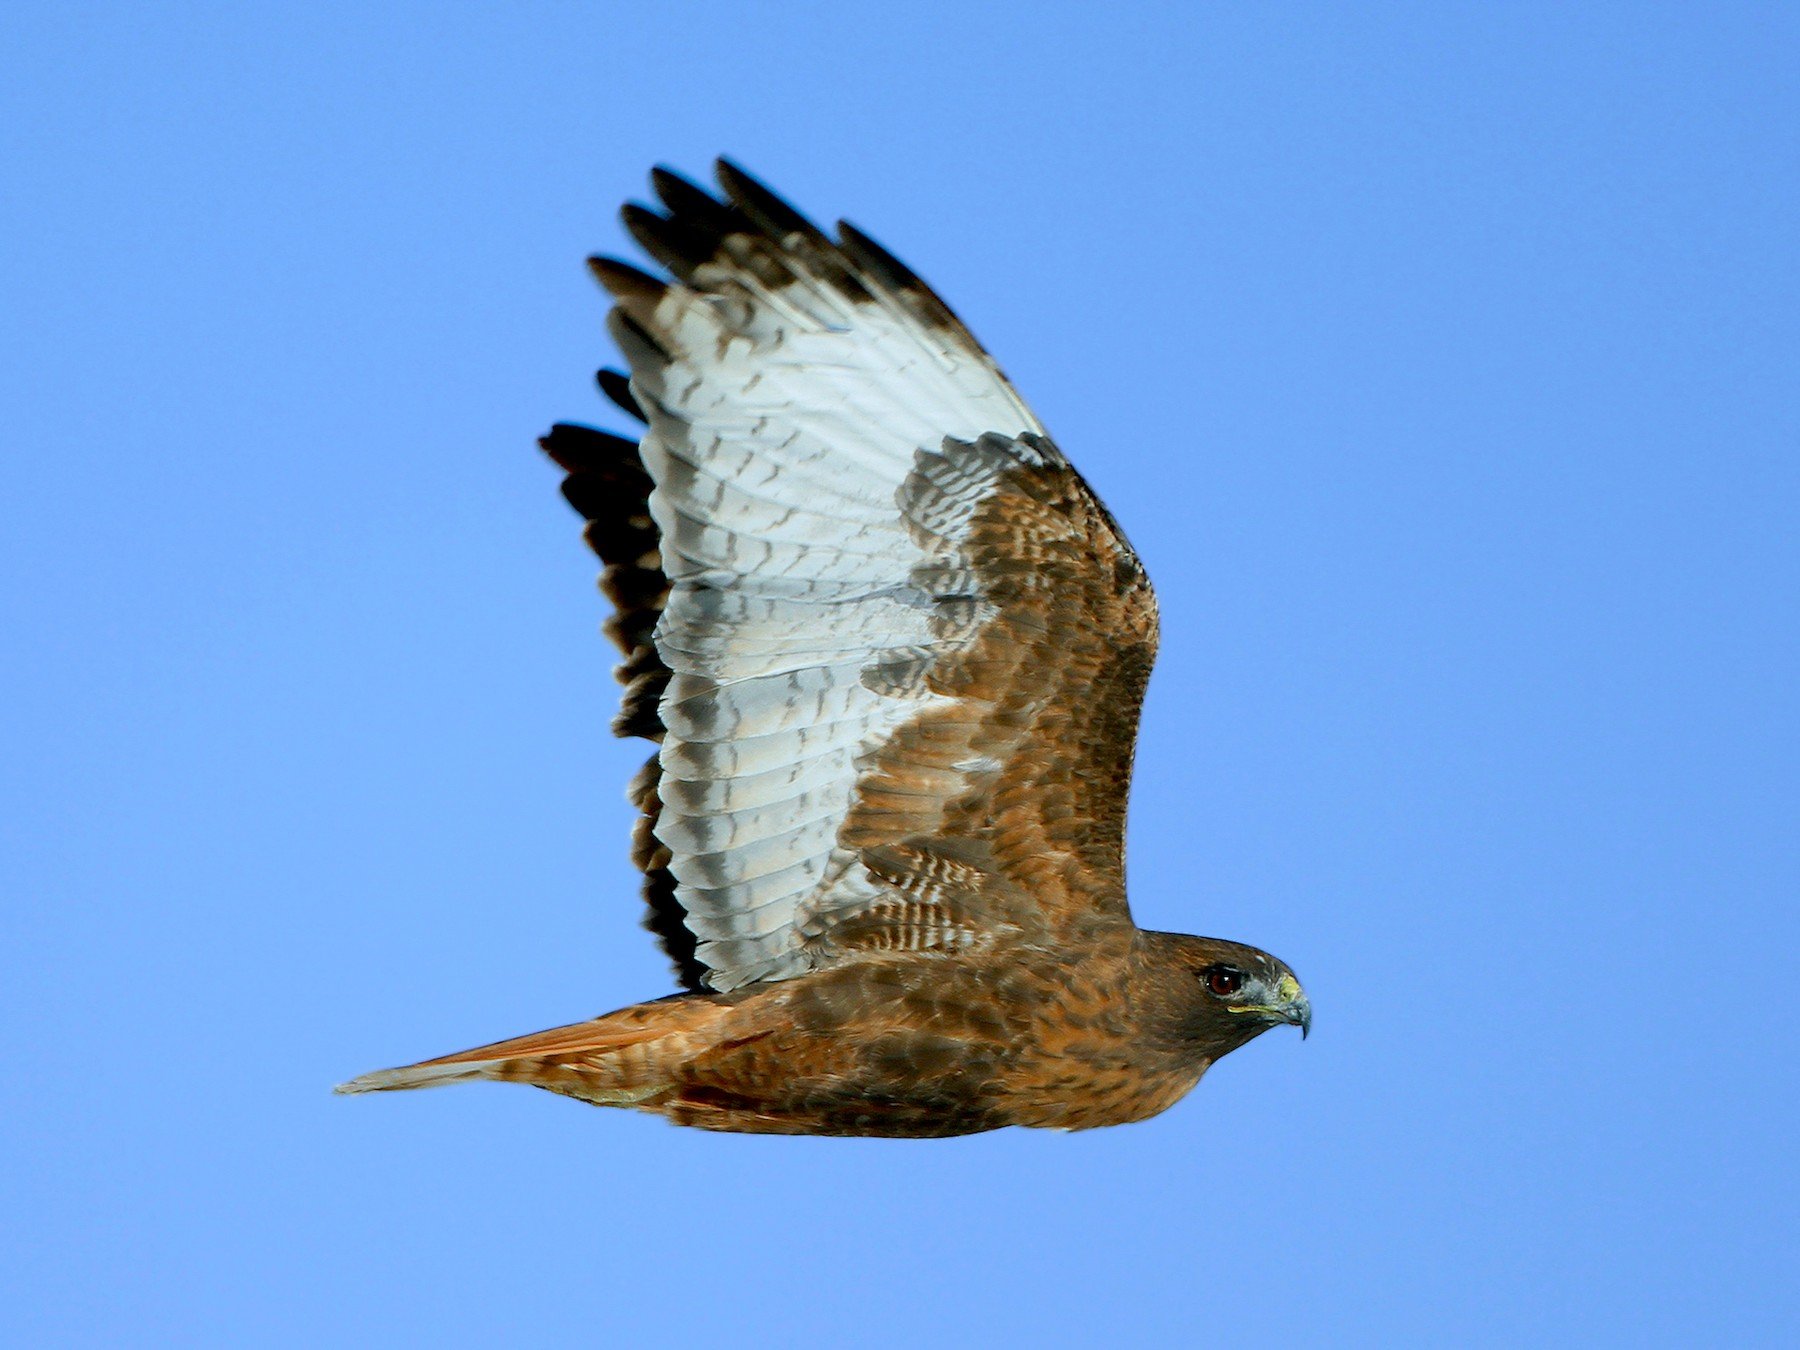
[546,161,1158,992]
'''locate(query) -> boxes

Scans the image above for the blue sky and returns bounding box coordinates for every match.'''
[3,2,1795,1344]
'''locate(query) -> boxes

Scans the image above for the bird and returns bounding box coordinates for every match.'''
[336,160,1310,1137]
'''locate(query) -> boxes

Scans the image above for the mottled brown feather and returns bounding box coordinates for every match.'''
[838,434,1157,941]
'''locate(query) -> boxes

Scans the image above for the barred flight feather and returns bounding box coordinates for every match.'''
[547,160,1157,992]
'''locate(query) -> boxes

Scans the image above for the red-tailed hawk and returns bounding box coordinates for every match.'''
[338,161,1310,1136]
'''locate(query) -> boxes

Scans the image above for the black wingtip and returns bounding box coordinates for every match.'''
[715,158,829,247]
[596,368,645,422]
[586,255,665,299]
[838,220,919,290]
[651,165,736,229]
[536,423,586,470]
[621,202,716,282]
[538,421,640,474]
[837,218,963,331]
[605,305,672,364]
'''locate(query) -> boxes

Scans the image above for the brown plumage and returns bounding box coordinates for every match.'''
[338,161,1310,1136]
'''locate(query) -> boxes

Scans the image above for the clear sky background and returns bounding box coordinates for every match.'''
[3,2,1795,1344]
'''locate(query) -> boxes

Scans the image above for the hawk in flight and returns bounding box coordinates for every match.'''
[339,161,1310,1136]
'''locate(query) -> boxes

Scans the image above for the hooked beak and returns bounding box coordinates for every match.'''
[1286,993,1313,1040]
[1229,974,1312,1039]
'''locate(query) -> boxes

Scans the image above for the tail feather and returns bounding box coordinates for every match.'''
[335,997,733,1106]
[335,1059,502,1095]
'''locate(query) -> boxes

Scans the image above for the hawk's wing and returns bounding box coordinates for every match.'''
[543,162,1158,992]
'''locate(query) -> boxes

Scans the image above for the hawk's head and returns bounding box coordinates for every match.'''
[1144,933,1311,1058]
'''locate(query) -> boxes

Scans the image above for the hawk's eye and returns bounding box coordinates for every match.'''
[1204,967,1244,998]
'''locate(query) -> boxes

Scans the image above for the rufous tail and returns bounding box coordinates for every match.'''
[334,995,732,1107]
